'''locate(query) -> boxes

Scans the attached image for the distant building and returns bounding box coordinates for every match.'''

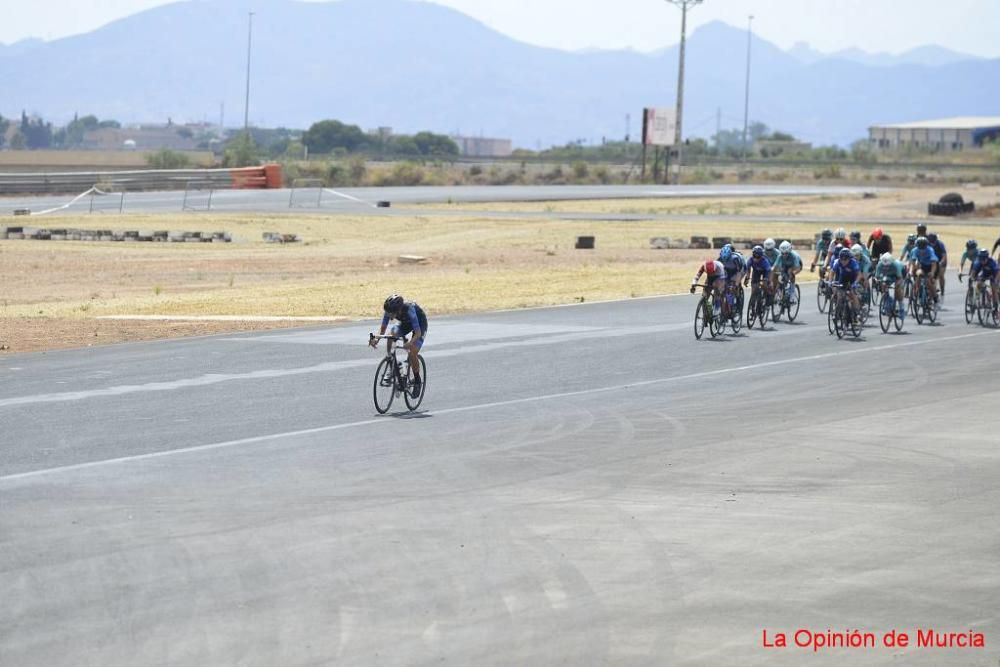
[80,124,201,151]
[451,135,513,158]
[868,116,1000,152]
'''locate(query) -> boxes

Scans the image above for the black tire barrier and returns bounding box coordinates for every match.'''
[712,236,732,249]
[928,201,975,216]
[376,200,391,208]
[575,235,595,249]
[939,192,964,205]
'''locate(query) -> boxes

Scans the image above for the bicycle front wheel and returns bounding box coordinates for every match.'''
[965,285,975,324]
[373,357,396,414]
[694,298,708,339]
[403,354,427,411]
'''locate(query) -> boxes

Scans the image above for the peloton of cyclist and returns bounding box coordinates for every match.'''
[908,237,940,305]
[875,252,907,319]
[831,247,863,316]
[772,241,803,303]
[927,232,948,296]
[810,228,833,274]
[371,294,427,398]
[970,249,1000,317]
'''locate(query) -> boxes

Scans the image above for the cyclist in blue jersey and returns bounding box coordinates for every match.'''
[772,241,803,303]
[743,245,772,296]
[970,249,1000,316]
[809,228,833,274]
[958,239,980,276]
[831,247,863,315]
[908,237,940,304]
[875,252,907,318]
[718,244,747,297]
[927,232,948,296]
[371,294,427,397]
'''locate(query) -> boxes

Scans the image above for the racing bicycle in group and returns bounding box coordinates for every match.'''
[959,274,1000,328]
[693,282,742,338]
[877,279,905,333]
[828,282,862,339]
[909,273,939,325]
[369,334,427,413]
[771,272,801,323]
[746,279,770,329]
[816,268,832,313]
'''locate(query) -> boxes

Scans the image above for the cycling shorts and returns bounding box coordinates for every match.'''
[391,322,427,349]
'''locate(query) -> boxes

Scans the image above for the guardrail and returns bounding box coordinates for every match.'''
[0,165,283,195]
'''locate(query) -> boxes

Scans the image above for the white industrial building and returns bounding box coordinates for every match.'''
[868,116,1000,152]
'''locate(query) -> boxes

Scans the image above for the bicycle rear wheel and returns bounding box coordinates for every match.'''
[965,285,975,324]
[403,354,427,411]
[373,357,396,414]
[817,280,829,313]
[787,284,801,322]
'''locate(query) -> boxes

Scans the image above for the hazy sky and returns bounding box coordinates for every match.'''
[3,0,999,58]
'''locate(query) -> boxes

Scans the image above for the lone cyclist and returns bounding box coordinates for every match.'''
[371,294,427,398]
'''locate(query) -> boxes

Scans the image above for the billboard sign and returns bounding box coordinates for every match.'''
[643,107,676,147]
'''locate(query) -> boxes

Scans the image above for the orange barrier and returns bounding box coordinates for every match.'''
[230,164,283,189]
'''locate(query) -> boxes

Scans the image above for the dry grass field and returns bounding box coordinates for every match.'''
[2,188,998,354]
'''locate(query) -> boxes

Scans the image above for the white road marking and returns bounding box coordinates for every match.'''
[2,328,995,483]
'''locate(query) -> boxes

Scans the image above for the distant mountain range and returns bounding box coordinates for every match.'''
[1,0,997,147]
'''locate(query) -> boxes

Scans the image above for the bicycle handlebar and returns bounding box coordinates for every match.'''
[369,333,405,342]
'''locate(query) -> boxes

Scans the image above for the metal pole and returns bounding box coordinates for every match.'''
[741,15,754,164]
[243,11,254,134]
[667,1,702,185]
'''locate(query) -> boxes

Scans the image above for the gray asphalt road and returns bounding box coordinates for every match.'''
[2,184,885,217]
[2,283,998,665]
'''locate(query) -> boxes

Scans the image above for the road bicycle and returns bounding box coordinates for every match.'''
[746,279,770,329]
[369,334,426,413]
[960,275,999,328]
[771,272,800,323]
[909,273,938,325]
[693,284,723,339]
[877,279,905,333]
[816,266,832,313]
[828,282,862,339]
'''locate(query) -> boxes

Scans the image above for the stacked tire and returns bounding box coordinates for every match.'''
[928,192,975,216]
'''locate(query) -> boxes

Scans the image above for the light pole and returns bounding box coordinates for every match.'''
[666,0,703,184]
[741,14,753,164]
[243,11,254,135]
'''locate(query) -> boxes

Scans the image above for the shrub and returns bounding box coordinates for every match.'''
[146,149,190,169]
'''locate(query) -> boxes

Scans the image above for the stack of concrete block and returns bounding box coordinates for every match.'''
[0,226,232,242]
[263,232,301,243]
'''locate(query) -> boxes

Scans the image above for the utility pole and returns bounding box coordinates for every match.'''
[243,11,254,135]
[741,14,754,164]
[666,0,702,184]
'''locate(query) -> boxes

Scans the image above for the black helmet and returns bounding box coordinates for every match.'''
[916,224,927,234]
[927,232,938,243]
[978,249,990,259]
[907,234,917,243]
[752,245,764,258]
[821,228,833,240]
[383,294,404,313]
[838,248,852,260]
[850,230,861,242]
[916,237,929,249]
[966,239,978,249]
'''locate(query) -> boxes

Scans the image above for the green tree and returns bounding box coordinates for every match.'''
[222,133,260,167]
[0,114,10,149]
[20,111,53,149]
[302,119,368,153]
[411,131,459,157]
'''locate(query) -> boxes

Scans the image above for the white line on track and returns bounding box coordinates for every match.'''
[2,327,996,483]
